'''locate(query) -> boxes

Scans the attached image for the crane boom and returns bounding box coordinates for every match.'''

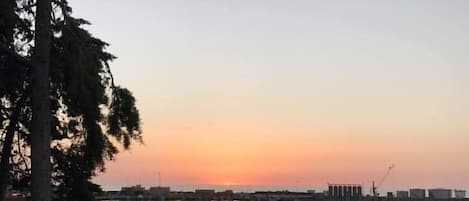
[378,164,395,188]
[372,164,395,197]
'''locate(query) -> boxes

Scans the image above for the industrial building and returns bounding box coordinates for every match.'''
[121,184,146,196]
[396,191,409,199]
[195,189,216,200]
[328,184,362,201]
[455,190,466,199]
[93,185,469,201]
[307,190,316,194]
[149,186,171,196]
[252,191,317,201]
[428,189,452,199]
[409,189,426,199]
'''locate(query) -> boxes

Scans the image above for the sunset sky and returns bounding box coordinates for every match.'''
[69,0,469,191]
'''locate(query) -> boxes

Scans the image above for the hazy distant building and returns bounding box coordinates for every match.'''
[195,189,215,200]
[396,191,409,199]
[252,191,315,201]
[428,189,451,199]
[387,192,394,198]
[149,186,171,196]
[455,190,466,199]
[409,189,425,199]
[121,184,145,196]
[217,190,234,200]
[195,189,215,194]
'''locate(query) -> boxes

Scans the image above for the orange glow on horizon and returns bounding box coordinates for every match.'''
[94,119,469,189]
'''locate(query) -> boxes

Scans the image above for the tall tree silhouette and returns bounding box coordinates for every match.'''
[0,0,27,199]
[0,1,142,201]
[31,0,53,200]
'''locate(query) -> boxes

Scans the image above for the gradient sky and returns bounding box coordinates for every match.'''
[68,0,469,191]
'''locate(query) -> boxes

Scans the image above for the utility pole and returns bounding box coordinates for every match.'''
[158,172,161,187]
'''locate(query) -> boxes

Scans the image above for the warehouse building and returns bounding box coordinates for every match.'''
[428,189,452,199]
[455,190,466,199]
[396,191,409,199]
[409,189,425,199]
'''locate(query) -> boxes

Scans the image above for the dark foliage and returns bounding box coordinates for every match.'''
[0,1,143,200]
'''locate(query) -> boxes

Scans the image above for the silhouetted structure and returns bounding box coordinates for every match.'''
[150,186,171,195]
[428,189,452,200]
[195,189,215,201]
[455,190,466,199]
[121,185,146,196]
[328,184,362,201]
[409,189,425,199]
[396,191,409,199]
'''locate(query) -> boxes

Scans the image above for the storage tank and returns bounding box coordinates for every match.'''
[409,189,425,199]
[397,191,409,199]
[338,186,343,198]
[387,192,394,198]
[428,189,451,199]
[333,186,338,198]
[454,190,466,198]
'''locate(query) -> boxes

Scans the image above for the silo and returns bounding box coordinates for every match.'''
[346,186,352,198]
[343,186,348,199]
[387,192,394,198]
[339,186,343,198]
[357,186,362,197]
[334,185,338,198]
[347,185,353,198]
[329,185,333,198]
[409,189,425,199]
[352,186,357,198]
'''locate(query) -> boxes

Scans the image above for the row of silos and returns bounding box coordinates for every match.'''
[328,184,362,200]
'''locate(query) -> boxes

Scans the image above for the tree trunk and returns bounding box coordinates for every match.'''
[0,97,21,200]
[31,0,52,200]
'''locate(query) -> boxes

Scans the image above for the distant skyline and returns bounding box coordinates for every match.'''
[69,0,469,190]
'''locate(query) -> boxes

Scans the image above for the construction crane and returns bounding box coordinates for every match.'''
[372,164,395,197]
